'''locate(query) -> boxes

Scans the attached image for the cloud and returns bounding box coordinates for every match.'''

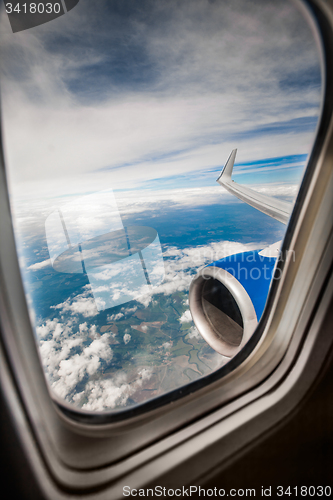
[39,320,113,401]
[37,307,157,409]
[81,368,153,411]
[249,183,299,199]
[187,326,201,340]
[107,312,124,322]
[37,318,73,340]
[79,322,88,334]
[114,183,298,217]
[136,294,154,308]
[31,234,254,409]
[39,335,82,376]
[39,207,267,306]
[115,187,226,214]
[28,259,51,270]
[122,305,138,315]
[98,239,265,316]
[0,0,321,199]
[52,334,113,399]
[179,310,192,324]
[123,333,131,345]
[52,288,98,318]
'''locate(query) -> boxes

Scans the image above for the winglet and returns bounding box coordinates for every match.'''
[216,149,292,225]
[217,149,237,185]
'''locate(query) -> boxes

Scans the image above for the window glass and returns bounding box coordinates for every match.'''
[0,0,321,412]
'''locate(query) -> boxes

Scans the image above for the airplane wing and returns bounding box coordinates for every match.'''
[217,149,293,224]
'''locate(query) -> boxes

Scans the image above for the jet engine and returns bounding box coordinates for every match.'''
[189,248,279,357]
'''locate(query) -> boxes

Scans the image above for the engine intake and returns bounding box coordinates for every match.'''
[189,266,258,357]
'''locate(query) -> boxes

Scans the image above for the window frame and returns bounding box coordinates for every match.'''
[1,0,333,495]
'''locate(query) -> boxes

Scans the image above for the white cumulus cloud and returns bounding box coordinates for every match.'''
[179,310,192,324]
[123,333,131,345]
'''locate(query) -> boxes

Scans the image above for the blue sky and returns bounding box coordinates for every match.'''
[0,0,322,200]
[112,153,308,191]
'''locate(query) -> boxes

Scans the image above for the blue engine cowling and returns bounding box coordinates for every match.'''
[189,250,277,357]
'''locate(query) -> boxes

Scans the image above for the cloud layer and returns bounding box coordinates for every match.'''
[0,0,321,200]
[35,237,255,409]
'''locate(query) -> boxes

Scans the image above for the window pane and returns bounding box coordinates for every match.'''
[0,0,321,412]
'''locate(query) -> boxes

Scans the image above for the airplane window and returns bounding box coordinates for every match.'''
[0,0,321,413]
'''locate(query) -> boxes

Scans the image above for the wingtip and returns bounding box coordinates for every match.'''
[216,149,237,184]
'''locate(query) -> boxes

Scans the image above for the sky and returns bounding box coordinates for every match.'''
[0,0,322,202]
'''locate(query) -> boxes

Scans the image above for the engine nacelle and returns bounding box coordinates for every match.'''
[189,250,277,357]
